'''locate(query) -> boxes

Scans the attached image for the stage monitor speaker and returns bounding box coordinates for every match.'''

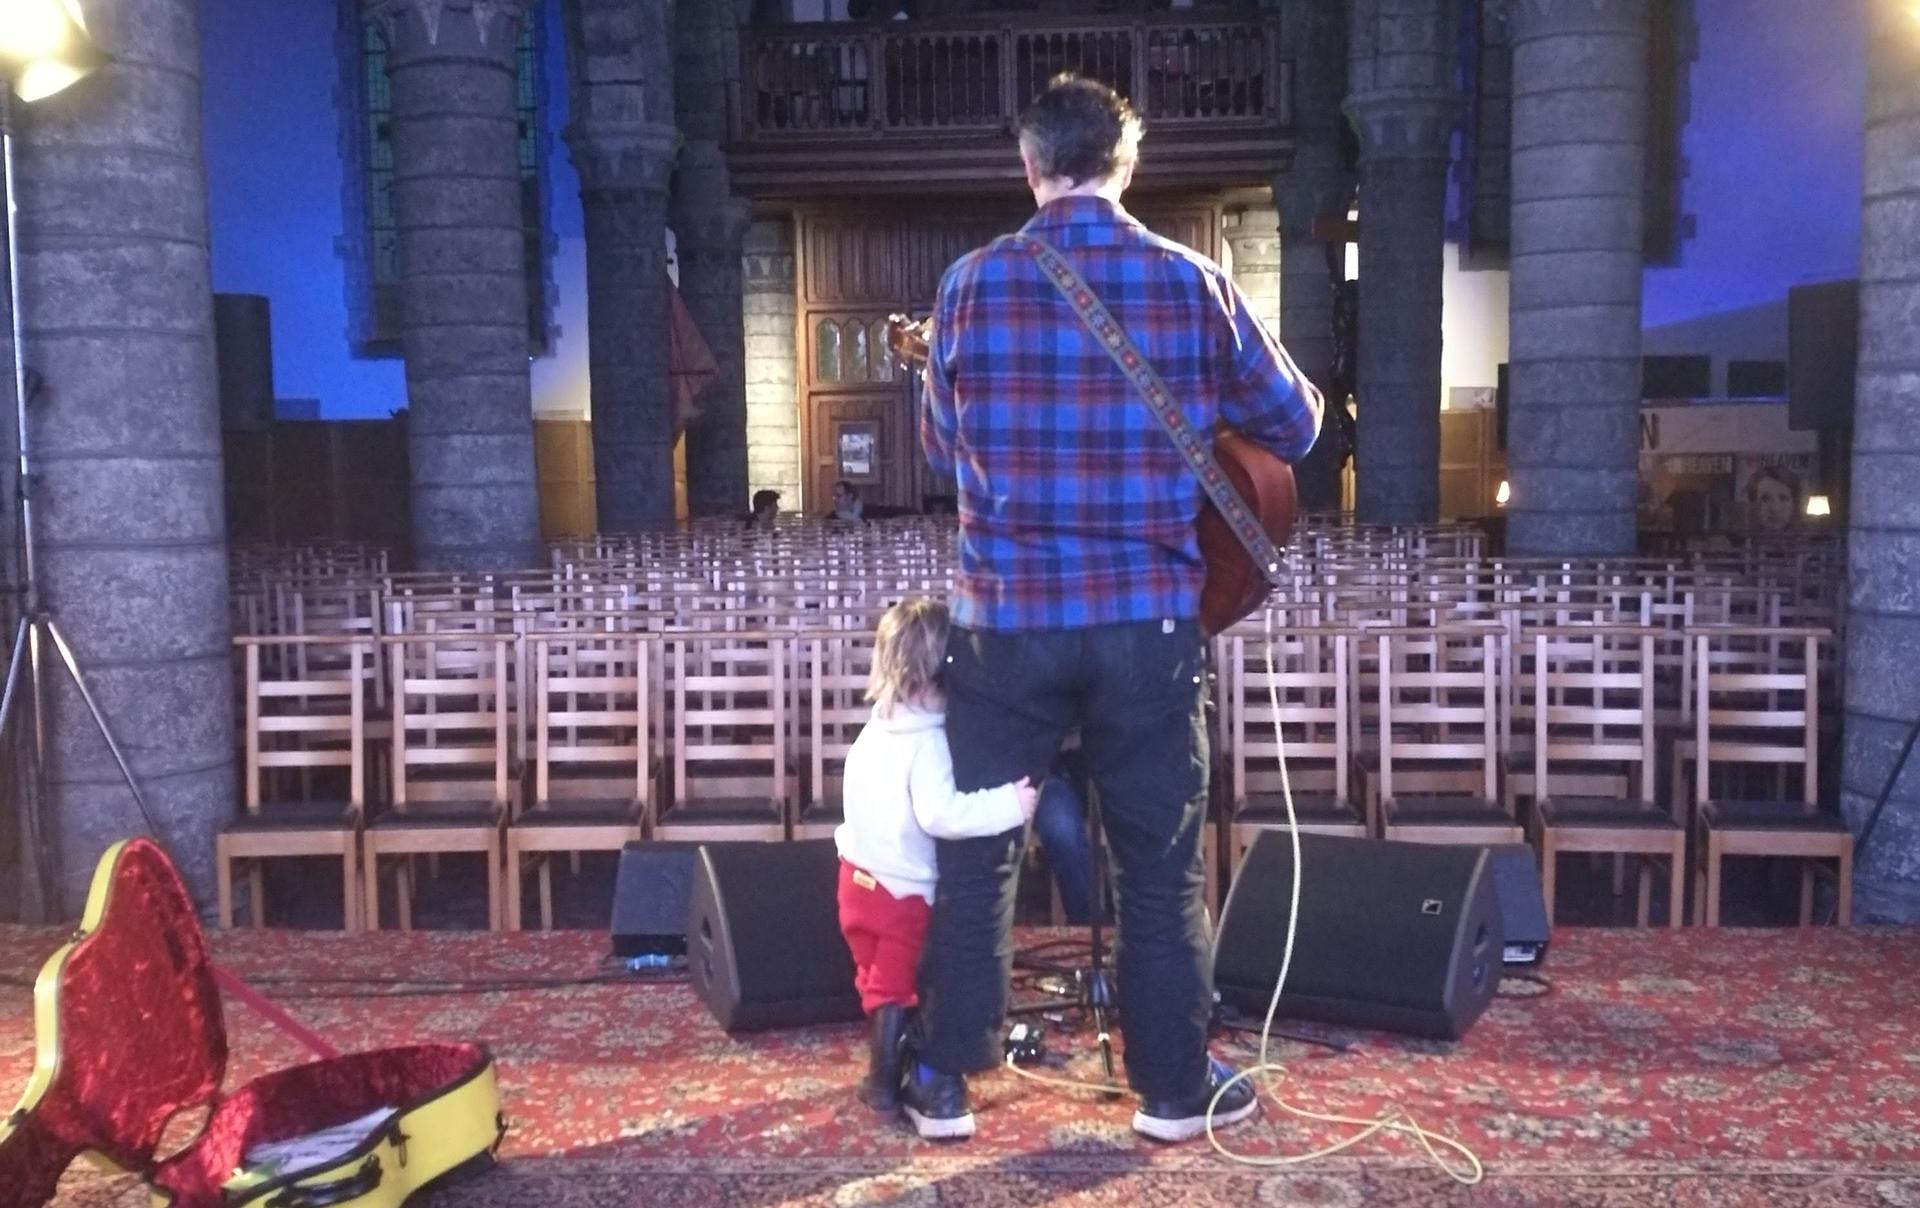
[687,839,863,1033]
[1643,354,1712,399]
[1485,843,1550,968]
[1788,280,1859,430]
[611,841,703,957]
[1212,832,1503,1040]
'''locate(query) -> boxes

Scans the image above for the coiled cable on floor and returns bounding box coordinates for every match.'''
[1201,606,1484,1184]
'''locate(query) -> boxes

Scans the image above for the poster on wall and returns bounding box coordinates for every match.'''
[1637,402,1818,535]
[837,421,878,482]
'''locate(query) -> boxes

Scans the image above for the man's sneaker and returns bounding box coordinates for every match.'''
[901,1066,975,1140]
[1131,1057,1259,1143]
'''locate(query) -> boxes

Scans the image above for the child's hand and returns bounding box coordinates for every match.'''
[1014,776,1039,823]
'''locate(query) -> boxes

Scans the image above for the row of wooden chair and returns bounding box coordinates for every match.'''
[1214,622,1849,926]
[216,629,876,932]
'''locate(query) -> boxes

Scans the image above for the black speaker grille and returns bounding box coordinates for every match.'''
[1212,833,1502,1039]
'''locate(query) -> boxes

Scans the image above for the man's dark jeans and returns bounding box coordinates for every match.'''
[917,618,1214,1102]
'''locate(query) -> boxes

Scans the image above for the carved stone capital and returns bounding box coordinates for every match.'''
[676,196,753,254]
[1223,207,1282,268]
[564,120,681,195]
[1509,0,1646,39]
[1346,0,1460,160]
[364,0,531,61]
[743,219,796,290]
[1343,94,1460,161]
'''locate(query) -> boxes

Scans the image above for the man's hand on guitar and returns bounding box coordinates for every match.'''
[886,313,931,372]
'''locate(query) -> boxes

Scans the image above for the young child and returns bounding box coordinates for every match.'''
[835,598,1037,1129]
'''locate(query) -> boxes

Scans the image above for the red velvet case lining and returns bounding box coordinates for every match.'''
[0,841,489,1208]
[152,1044,488,1205]
[0,840,226,1205]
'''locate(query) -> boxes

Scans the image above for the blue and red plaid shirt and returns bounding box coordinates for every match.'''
[922,196,1323,632]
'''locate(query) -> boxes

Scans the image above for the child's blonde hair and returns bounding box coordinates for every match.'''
[867,597,949,716]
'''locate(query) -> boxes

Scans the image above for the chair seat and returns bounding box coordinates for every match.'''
[1503,755,1626,779]
[516,799,643,827]
[1237,793,1362,826]
[1702,800,1851,833]
[1538,797,1679,830]
[1384,795,1513,827]
[660,797,783,824]
[369,801,502,829]
[1362,753,1475,773]
[225,801,357,832]
[689,760,773,781]
[798,797,845,825]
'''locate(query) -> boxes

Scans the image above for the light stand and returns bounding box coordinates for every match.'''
[0,4,153,924]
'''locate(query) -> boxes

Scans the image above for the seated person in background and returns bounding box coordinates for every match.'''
[747,489,781,527]
[835,598,1037,1128]
[829,479,866,522]
[1033,750,1094,924]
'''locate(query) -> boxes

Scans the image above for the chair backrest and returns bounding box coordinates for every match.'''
[1530,626,1657,804]
[1374,625,1501,803]
[530,631,650,808]
[669,630,790,807]
[1224,626,1352,808]
[1691,626,1826,809]
[808,632,874,810]
[387,633,514,807]
[239,636,371,814]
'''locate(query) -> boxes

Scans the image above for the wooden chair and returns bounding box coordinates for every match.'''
[216,636,371,930]
[794,632,873,841]
[505,632,651,931]
[1530,627,1685,926]
[1499,610,1630,819]
[1353,620,1502,816]
[1373,626,1523,847]
[654,631,791,842]
[1224,626,1364,876]
[1689,627,1853,927]
[364,633,513,931]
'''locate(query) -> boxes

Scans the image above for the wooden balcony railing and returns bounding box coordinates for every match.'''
[739,15,1289,140]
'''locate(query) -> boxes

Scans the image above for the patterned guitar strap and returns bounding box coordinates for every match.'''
[1001,233,1287,585]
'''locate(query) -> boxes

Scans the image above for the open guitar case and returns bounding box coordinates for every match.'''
[0,839,503,1207]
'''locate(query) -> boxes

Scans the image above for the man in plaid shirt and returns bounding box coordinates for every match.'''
[903,76,1323,1144]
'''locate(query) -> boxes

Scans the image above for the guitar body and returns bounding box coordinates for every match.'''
[1198,430,1297,636]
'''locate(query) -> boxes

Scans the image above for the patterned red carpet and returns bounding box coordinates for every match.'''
[4,924,1919,1206]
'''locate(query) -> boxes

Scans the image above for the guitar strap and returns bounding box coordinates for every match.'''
[1001,233,1287,586]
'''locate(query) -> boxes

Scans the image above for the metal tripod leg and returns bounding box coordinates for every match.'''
[44,616,163,837]
[0,614,50,922]
[0,612,169,923]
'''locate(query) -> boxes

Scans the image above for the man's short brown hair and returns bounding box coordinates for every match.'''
[1015,74,1143,187]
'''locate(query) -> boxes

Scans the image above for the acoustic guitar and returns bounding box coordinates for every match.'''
[887,314,1296,635]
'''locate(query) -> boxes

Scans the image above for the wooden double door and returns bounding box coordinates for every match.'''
[794,199,1221,514]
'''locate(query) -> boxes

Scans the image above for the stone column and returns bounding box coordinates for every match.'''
[15,0,236,913]
[1277,0,1354,513]
[1224,207,1282,337]
[564,0,680,530]
[743,217,802,504]
[370,0,542,570]
[1842,1,1920,923]
[673,0,752,518]
[1504,0,1647,556]
[1345,0,1458,526]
